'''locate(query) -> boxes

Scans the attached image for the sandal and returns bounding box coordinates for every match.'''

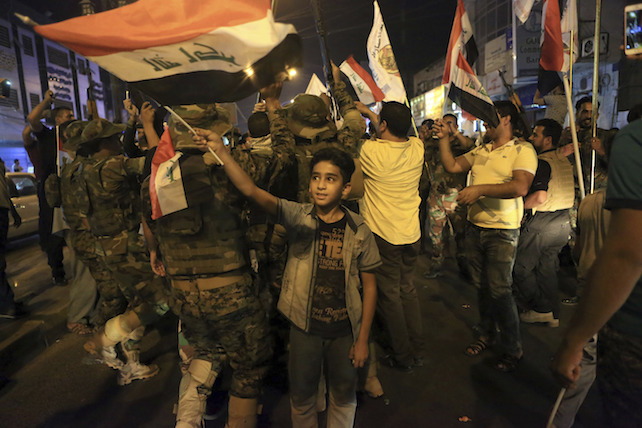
[67,322,93,336]
[464,338,490,357]
[494,353,523,372]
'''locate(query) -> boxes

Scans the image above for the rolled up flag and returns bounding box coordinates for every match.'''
[35,0,302,105]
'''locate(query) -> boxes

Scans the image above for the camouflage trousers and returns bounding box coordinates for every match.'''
[169,272,272,398]
[96,229,170,326]
[597,325,642,428]
[67,229,127,326]
[246,223,288,315]
[427,187,467,267]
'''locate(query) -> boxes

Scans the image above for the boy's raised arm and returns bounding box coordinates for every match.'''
[193,128,278,216]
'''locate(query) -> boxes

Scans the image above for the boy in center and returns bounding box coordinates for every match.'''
[193,129,381,428]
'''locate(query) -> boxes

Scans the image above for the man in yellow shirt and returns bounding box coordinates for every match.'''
[436,101,537,372]
[357,101,426,372]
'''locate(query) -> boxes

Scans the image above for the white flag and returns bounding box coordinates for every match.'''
[305,73,328,97]
[514,0,536,24]
[366,1,406,103]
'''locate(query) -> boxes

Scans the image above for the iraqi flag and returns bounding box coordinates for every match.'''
[447,52,499,128]
[442,0,479,86]
[149,130,214,220]
[367,1,407,103]
[35,0,302,105]
[340,55,385,105]
[537,0,565,95]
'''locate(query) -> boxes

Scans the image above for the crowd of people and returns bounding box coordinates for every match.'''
[1,56,642,427]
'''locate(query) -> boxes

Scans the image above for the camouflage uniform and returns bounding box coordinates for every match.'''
[60,154,127,326]
[83,151,170,326]
[424,137,470,269]
[142,105,282,427]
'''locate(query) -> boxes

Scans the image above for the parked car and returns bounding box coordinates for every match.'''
[7,172,39,240]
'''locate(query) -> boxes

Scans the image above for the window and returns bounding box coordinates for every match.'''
[0,25,10,49]
[29,93,40,110]
[47,46,69,69]
[8,176,37,198]
[0,88,19,109]
[22,35,34,56]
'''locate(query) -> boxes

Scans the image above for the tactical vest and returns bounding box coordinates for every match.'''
[84,155,140,237]
[536,150,575,212]
[152,154,248,277]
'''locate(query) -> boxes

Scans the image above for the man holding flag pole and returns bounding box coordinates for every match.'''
[440,0,538,372]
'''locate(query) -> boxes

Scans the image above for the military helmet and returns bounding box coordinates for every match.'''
[79,118,126,145]
[168,104,232,149]
[286,94,337,140]
[62,120,89,152]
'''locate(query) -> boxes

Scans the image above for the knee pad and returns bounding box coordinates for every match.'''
[104,314,134,343]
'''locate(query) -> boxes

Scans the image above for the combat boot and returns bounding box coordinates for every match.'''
[225,397,258,428]
[117,350,160,386]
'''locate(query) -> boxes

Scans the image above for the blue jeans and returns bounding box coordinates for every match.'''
[513,210,571,317]
[466,223,522,357]
[289,327,357,428]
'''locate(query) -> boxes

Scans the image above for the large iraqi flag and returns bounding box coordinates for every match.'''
[35,0,302,105]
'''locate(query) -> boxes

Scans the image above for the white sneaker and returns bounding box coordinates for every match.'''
[117,362,160,386]
[520,310,559,327]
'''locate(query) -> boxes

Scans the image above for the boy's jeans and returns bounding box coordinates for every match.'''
[289,327,357,428]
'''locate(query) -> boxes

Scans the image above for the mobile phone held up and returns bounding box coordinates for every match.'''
[625,3,642,56]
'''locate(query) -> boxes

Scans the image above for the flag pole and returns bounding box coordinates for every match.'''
[562,73,585,200]
[405,98,419,137]
[311,0,335,89]
[589,0,602,195]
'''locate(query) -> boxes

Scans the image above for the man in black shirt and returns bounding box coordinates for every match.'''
[27,90,75,285]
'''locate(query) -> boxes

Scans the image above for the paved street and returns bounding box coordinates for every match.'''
[0,236,605,428]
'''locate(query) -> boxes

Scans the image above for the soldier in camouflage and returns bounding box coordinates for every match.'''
[58,121,127,327]
[423,114,473,279]
[141,103,280,428]
[79,119,170,386]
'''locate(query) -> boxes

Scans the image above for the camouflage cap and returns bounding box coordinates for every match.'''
[168,104,232,149]
[286,94,337,140]
[62,120,89,152]
[79,118,126,145]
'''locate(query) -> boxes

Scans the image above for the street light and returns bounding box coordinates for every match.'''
[0,79,11,98]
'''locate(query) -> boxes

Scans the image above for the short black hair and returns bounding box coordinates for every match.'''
[442,113,458,124]
[494,100,520,129]
[247,112,270,138]
[380,101,411,139]
[51,107,73,121]
[575,96,600,112]
[534,118,563,147]
[627,103,642,123]
[14,159,18,162]
[310,147,355,185]
[421,119,434,127]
